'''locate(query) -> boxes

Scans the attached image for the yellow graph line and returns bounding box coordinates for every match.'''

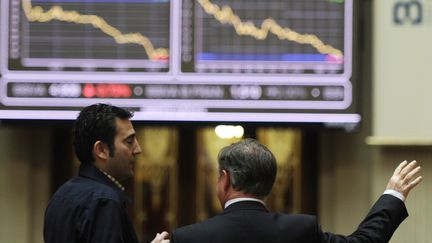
[21,0,169,60]
[197,0,343,58]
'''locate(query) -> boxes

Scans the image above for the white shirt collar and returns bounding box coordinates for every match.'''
[224,197,265,209]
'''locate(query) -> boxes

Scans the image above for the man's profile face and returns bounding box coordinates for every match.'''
[105,118,142,181]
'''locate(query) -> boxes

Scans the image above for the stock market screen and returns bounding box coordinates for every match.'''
[0,0,359,125]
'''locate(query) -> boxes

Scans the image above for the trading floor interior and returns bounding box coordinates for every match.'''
[1,0,431,243]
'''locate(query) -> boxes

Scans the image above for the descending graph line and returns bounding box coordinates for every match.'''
[197,0,343,58]
[21,0,169,61]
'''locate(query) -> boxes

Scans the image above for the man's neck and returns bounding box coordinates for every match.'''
[224,197,265,209]
[222,190,265,208]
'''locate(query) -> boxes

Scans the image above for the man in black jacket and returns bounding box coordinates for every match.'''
[44,104,170,243]
[172,138,422,243]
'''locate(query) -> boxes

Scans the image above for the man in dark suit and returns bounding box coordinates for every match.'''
[172,138,422,243]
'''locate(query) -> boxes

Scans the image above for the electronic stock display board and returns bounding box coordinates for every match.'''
[0,0,359,125]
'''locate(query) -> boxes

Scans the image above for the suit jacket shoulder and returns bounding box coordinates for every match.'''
[172,201,319,243]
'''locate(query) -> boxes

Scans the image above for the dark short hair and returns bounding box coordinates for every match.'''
[72,103,133,164]
[218,138,277,197]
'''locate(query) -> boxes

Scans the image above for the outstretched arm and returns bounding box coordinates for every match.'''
[321,160,422,243]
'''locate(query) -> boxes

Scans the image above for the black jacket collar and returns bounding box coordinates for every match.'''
[78,163,132,204]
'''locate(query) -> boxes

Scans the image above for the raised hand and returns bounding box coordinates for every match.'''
[386,160,423,199]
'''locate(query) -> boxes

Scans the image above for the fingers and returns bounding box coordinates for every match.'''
[405,165,421,181]
[407,176,423,191]
[151,231,170,243]
[394,160,407,175]
[403,162,422,195]
[159,231,169,239]
[387,160,423,198]
[399,160,418,179]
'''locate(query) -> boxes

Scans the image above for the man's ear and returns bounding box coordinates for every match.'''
[220,169,231,191]
[93,141,109,161]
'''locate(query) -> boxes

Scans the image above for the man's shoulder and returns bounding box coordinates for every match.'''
[172,215,222,237]
[172,212,317,236]
[272,213,316,222]
[172,213,319,243]
[271,213,318,234]
[51,176,123,204]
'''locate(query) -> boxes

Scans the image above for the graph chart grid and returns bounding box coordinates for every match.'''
[182,0,348,74]
[9,0,171,71]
